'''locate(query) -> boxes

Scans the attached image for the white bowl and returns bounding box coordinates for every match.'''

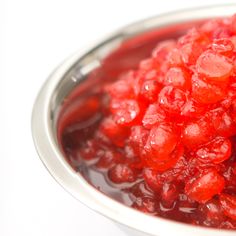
[32,4,236,236]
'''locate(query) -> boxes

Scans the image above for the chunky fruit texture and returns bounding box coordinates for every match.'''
[60,16,236,229]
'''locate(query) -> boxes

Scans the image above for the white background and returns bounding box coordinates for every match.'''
[2,1,236,235]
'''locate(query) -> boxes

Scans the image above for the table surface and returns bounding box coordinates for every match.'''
[2,0,236,235]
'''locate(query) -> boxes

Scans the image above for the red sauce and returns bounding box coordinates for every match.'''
[58,16,236,229]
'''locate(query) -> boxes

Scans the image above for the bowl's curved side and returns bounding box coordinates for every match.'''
[32,4,236,236]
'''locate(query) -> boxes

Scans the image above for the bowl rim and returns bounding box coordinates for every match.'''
[32,4,236,236]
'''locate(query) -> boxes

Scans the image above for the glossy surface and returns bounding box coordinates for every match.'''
[59,16,236,229]
[32,5,236,236]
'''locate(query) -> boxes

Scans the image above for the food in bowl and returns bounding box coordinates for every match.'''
[58,15,236,229]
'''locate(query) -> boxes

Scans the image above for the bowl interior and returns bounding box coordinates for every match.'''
[32,4,236,236]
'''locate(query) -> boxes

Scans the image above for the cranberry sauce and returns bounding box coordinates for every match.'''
[58,17,236,229]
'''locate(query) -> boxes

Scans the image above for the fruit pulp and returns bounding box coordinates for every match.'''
[58,16,236,229]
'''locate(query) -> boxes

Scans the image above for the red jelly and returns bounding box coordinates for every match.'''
[59,16,236,229]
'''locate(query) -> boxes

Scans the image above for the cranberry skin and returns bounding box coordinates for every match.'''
[220,194,236,220]
[144,123,179,160]
[210,108,236,138]
[158,86,187,115]
[213,27,232,40]
[152,40,176,60]
[167,48,183,66]
[180,42,201,65]
[198,199,226,227]
[201,19,221,35]
[140,79,160,103]
[139,58,155,71]
[185,170,225,203]
[182,116,215,149]
[195,137,232,164]
[211,38,234,57]
[142,104,166,129]
[181,99,206,118]
[144,143,184,172]
[196,50,233,82]
[191,73,226,104]
[231,100,236,123]
[108,164,137,184]
[164,67,191,90]
[143,168,162,192]
[110,99,143,126]
[99,117,130,147]
[128,126,149,155]
[178,28,210,65]
[161,182,179,208]
[106,79,134,99]
[223,163,236,192]
[95,150,123,169]
[78,139,101,161]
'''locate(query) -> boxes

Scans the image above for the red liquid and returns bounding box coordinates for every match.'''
[58,17,236,229]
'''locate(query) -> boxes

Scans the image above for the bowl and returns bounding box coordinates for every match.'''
[32,4,236,236]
